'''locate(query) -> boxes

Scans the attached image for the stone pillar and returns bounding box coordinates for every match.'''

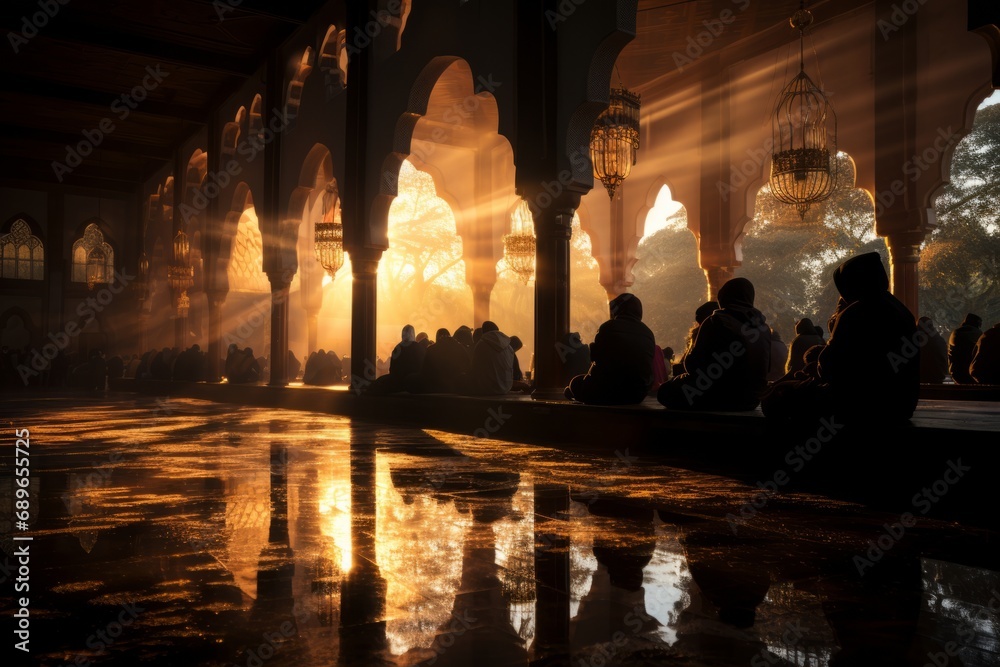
[886,232,923,318]
[267,272,291,386]
[205,290,226,382]
[349,248,382,392]
[529,193,579,400]
[307,311,319,356]
[472,283,492,327]
[704,265,734,300]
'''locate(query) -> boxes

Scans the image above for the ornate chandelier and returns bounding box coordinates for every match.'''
[769,5,838,218]
[168,230,194,308]
[590,86,641,200]
[314,183,344,278]
[503,199,535,284]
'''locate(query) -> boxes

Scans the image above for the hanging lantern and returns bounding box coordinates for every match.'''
[314,185,344,278]
[590,87,641,199]
[86,247,107,290]
[502,199,536,284]
[769,6,838,218]
[167,230,194,296]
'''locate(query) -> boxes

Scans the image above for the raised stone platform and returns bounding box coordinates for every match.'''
[111,378,997,527]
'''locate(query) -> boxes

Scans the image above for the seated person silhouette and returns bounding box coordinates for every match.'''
[657,278,771,411]
[462,321,515,396]
[565,293,655,405]
[948,313,982,384]
[762,252,918,423]
[970,321,1000,384]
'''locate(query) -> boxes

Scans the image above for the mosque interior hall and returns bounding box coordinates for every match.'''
[2,1,1000,666]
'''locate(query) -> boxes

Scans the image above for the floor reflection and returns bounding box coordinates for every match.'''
[1,393,997,667]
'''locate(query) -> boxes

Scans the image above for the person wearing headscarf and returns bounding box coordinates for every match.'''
[368,324,425,394]
[785,317,825,374]
[970,322,1000,385]
[674,300,719,376]
[559,331,592,386]
[763,252,919,423]
[948,313,982,384]
[409,328,470,393]
[565,293,655,405]
[658,278,771,411]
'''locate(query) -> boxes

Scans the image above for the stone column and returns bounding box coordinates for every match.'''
[267,272,291,386]
[528,192,579,401]
[886,231,923,318]
[205,290,226,382]
[348,248,382,392]
[704,265,734,300]
[471,283,492,327]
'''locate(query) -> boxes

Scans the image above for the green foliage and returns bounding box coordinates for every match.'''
[920,103,1000,332]
[631,209,708,352]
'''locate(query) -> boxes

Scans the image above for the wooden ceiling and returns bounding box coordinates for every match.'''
[0,0,327,193]
[1,1,996,195]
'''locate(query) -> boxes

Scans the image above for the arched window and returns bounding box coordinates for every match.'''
[228,208,269,293]
[0,220,44,280]
[72,223,114,285]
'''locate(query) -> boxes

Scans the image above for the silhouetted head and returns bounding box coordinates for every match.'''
[509,336,523,352]
[833,252,888,303]
[472,327,483,344]
[815,325,824,338]
[662,346,673,361]
[435,328,450,342]
[695,301,719,323]
[454,326,473,347]
[482,320,499,333]
[962,313,982,329]
[609,293,642,320]
[401,324,415,343]
[416,331,428,344]
[770,328,782,342]
[794,318,815,334]
[718,278,755,309]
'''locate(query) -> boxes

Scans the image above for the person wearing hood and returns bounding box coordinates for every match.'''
[674,300,719,376]
[763,252,919,423]
[948,313,982,384]
[463,320,515,395]
[785,318,825,374]
[368,324,425,394]
[408,328,470,393]
[658,278,771,411]
[565,293,655,405]
[970,322,1000,384]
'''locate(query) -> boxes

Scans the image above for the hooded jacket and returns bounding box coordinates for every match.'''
[471,330,514,395]
[786,318,825,374]
[589,294,656,397]
[683,278,771,409]
[819,252,918,419]
[948,314,983,384]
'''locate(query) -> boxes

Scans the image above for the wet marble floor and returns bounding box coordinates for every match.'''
[1,392,998,667]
